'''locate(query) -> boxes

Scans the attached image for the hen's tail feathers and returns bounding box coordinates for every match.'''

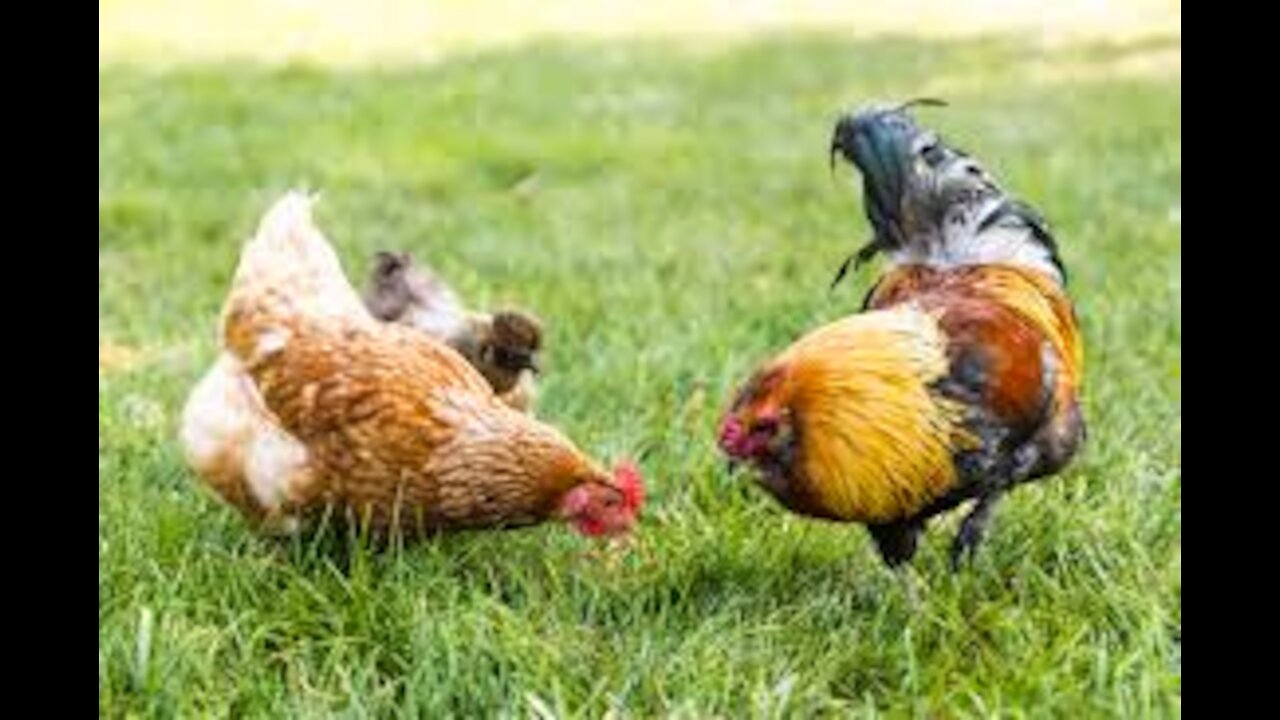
[226,190,368,326]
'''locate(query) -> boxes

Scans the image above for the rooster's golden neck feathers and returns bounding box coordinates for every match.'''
[722,310,973,523]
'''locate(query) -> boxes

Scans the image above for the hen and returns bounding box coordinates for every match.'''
[364,251,541,414]
[179,192,642,538]
[719,103,1084,570]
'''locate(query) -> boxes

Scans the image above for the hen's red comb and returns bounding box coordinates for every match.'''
[612,459,646,512]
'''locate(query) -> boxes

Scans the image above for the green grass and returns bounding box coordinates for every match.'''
[99,34,1181,717]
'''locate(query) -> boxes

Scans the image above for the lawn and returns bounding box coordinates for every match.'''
[99,10,1181,716]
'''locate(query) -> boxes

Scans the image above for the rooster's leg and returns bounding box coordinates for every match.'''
[867,519,924,568]
[949,491,1003,570]
[868,521,930,605]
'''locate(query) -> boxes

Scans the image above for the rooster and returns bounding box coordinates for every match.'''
[179,192,643,539]
[364,251,542,414]
[718,102,1084,569]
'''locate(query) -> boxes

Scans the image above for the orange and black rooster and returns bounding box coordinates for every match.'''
[718,102,1084,570]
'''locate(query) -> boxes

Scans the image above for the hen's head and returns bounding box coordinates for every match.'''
[718,364,796,467]
[556,460,645,538]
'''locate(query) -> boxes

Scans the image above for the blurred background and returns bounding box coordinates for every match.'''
[100,2,1180,716]
[101,0,1179,63]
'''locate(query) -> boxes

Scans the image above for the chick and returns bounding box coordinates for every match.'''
[364,251,542,413]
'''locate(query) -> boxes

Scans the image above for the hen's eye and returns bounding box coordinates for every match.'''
[753,417,779,434]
